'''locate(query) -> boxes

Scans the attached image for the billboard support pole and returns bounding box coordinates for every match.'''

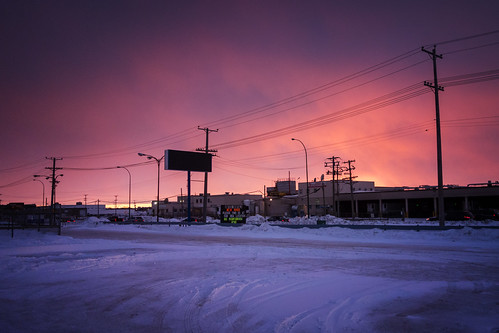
[187,171,191,223]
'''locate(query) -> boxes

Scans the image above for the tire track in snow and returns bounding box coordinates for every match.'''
[323,281,423,332]
[223,280,265,330]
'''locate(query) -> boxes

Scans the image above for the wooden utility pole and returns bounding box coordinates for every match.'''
[197,126,218,223]
[325,156,340,216]
[45,157,62,233]
[343,160,357,218]
[422,45,445,227]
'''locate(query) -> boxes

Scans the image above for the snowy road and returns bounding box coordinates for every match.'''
[1,223,499,332]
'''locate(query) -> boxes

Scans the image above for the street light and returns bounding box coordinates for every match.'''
[138,153,164,223]
[117,166,132,221]
[34,173,63,226]
[33,178,45,207]
[291,138,310,218]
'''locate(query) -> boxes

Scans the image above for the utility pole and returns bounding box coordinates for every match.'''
[343,160,357,218]
[114,195,118,216]
[84,194,87,218]
[180,188,184,219]
[325,156,340,216]
[336,160,344,216]
[320,174,326,216]
[335,160,342,216]
[45,157,63,233]
[197,126,218,223]
[422,45,445,227]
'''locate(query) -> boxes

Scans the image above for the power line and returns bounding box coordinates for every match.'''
[211,69,499,151]
[52,49,427,161]
[35,32,499,163]
[200,48,423,130]
[0,158,46,174]
[430,29,499,47]
[211,83,430,150]
[211,59,430,132]
[217,113,497,173]
[0,175,37,188]
[219,120,433,168]
[63,161,155,171]
[444,41,499,56]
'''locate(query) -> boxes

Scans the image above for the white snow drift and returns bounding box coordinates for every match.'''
[1,218,498,332]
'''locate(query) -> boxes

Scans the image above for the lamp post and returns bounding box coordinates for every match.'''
[291,138,310,218]
[34,173,63,228]
[138,153,164,223]
[117,166,132,221]
[33,178,45,208]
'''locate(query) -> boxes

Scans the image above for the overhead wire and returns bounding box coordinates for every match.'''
[4,31,499,202]
[211,84,430,150]
[211,69,499,151]
[430,29,499,47]
[218,120,435,169]
[0,175,38,189]
[217,113,498,175]
[443,41,499,56]
[442,115,499,128]
[46,31,499,162]
[212,58,430,131]
[62,160,155,171]
[200,48,423,129]
[0,158,47,174]
[58,49,426,161]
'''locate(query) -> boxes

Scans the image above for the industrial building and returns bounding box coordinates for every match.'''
[268,179,499,219]
[153,193,263,219]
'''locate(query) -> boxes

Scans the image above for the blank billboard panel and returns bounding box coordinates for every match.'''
[164,149,212,172]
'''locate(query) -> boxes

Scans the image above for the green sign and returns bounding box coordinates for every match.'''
[221,205,248,223]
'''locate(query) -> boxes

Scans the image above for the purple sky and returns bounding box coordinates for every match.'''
[1,1,498,207]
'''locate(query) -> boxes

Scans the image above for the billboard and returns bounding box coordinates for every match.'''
[164,149,212,172]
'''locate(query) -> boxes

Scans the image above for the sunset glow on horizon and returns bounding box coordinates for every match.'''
[1,1,498,207]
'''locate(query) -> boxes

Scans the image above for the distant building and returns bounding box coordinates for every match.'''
[62,203,106,217]
[153,193,263,218]
[267,179,298,196]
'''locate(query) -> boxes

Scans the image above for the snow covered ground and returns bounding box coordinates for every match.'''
[1,218,498,332]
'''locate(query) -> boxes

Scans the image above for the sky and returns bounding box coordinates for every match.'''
[1,0,498,207]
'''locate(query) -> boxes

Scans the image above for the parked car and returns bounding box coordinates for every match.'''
[426,211,474,221]
[108,216,124,222]
[267,216,290,222]
[473,209,498,221]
